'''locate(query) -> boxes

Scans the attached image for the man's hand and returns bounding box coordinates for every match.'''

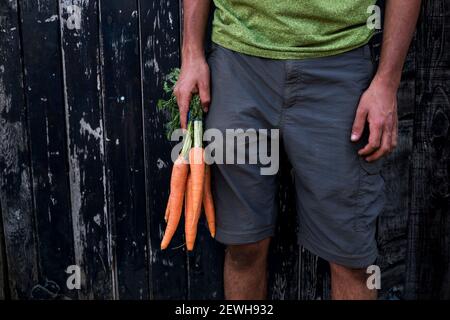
[174,57,210,129]
[175,0,211,129]
[350,0,421,162]
[351,79,398,162]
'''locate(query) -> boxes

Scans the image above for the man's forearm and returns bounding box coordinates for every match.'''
[182,0,211,62]
[374,0,421,89]
[175,0,212,126]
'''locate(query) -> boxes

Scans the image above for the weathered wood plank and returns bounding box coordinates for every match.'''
[18,0,76,299]
[58,0,114,299]
[378,238,408,299]
[377,121,413,299]
[139,0,188,299]
[298,248,330,300]
[405,1,450,299]
[377,41,416,298]
[268,155,299,300]
[0,0,39,299]
[186,234,224,300]
[0,201,8,299]
[99,0,149,300]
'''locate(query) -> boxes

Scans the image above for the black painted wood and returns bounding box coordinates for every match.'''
[268,154,300,300]
[0,200,8,299]
[0,0,39,299]
[376,44,416,299]
[139,0,188,299]
[58,0,113,299]
[186,234,224,300]
[405,0,450,300]
[18,0,76,299]
[99,0,149,300]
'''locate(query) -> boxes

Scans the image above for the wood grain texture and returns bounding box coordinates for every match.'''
[0,201,8,299]
[297,249,330,300]
[99,0,149,300]
[0,0,39,299]
[186,235,224,300]
[376,36,416,299]
[377,122,413,299]
[139,0,188,299]
[58,0,114,299]
[405,0,450,299]
[18,0,76,299]
[268,154,300,300]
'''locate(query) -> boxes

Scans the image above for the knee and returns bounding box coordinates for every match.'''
[226,238,270,271]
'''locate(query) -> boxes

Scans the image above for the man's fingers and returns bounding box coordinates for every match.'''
[179,111,187,130]
[365,124,393,162]
[198,81,211,112]
[391,114,398,150]
[351,105,368,142]
[175,90,192,129]
[358,121,383,156]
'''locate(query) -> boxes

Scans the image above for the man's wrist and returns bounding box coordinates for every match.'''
[371,71,401,92]
[182,44,205,63]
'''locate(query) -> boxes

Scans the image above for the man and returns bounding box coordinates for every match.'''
[174,0,421,300]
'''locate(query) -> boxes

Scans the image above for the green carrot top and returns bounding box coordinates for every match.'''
[157,68,203,140]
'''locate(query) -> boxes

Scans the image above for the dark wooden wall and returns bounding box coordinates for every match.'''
[0,0,448,300]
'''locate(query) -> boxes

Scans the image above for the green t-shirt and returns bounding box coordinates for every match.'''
[212,0,377,59]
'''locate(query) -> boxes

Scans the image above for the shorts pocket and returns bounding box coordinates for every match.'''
[353,157,385,232]
[359,156,384,175]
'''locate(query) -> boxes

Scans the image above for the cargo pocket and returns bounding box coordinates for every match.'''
[353,156,385,232]
[352,123,386,232]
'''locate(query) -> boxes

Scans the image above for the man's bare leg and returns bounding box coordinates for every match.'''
[224,238,271,300]
[330,262,377,300]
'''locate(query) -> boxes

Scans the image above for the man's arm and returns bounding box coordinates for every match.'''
[352,0,422,161]
[174,0,211,128]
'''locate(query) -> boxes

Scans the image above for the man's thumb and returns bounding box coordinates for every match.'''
[351,108,367,142]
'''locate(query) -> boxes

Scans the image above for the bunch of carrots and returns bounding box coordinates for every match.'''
[158,68,215,251]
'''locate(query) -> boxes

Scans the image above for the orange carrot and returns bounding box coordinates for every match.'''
[161,155,189,250]
[185,121,205,250]
[184,174,194,250]
[203,165,215,237]
[161,123,193,250]
[164,196,170,222]
[185,147,204,250]
[189,148,205,213]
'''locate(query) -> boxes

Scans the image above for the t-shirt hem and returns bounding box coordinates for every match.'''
[211,32,375,60]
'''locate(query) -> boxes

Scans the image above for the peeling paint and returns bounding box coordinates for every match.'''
[93,214,101,226]
[45,15,59,23]
[156,158,167,169]
[0,75,11,113]
[68,152,85,280]
[79,118,103,141]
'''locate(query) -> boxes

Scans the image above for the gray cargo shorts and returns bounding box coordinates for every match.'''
[205,43,385,268]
